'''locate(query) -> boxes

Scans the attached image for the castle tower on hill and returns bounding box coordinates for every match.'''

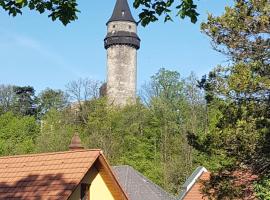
[104,0,140,106]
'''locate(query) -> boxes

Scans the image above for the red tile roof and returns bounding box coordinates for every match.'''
[182,168,258,200]
[183,172,210,200]
[0,150,101,200]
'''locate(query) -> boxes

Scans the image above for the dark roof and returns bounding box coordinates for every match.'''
[107,0,136,24]
[113,166,176,200]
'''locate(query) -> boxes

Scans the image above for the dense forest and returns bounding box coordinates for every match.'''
[0,0,269,199]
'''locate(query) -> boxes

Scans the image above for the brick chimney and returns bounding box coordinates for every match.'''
[69,133,84,150]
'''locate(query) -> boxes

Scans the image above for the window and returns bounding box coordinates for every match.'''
[81,184,90,200]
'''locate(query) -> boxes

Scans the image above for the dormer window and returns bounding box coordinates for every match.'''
[81,183,90,200]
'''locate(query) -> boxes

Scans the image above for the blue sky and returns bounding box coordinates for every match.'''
[0,0,233,93]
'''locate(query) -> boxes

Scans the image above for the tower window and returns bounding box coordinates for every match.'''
[129,25,131,29]
[122,11,125,16]
[113,25,116,28]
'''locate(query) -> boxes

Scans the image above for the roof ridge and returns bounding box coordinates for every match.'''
[114,165,176,199]
[65,151,101,199]
[0,149,101,160]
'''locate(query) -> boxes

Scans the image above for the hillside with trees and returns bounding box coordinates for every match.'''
[0,0,269,199]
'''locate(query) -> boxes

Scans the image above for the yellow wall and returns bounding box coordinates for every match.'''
[68,166,115,200]
[90,172,115,200]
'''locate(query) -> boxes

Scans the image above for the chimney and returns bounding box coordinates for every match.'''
[69,133,84,150]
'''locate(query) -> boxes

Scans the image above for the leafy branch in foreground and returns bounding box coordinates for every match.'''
[1,0,199,26]
[134,0,199,26]
[0,0,79,25]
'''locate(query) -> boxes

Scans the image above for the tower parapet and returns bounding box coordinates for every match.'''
[104,31,140,50]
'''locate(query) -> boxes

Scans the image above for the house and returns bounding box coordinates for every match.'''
[178,167,210,200]
[113,165,176,200]
[178,166,258,200]
[0,133,129,200]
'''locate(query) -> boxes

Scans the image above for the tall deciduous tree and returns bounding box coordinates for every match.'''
[66,78,101,124]
[143,69,206,193]
[38,88,69,116]
[0,84,15,114]
[36,108,76,153]
[0,112,39,156]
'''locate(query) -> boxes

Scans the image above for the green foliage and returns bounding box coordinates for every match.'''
[35,108,76,153]
[37,88,68,116]
[134,0,199,26]
[254,176,270,200]
[201,0,270,64]
[31,69,207,194]
[0,84,15,114]
[203,172,247,200]
[195,62,269,199]
[0,112,39,156]
[1,0,199,26]
[193,0,270,198]
[0,0,79,25]
[13,86,37,116]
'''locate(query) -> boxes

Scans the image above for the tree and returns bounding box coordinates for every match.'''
[34,69,206,194]
[201,0,270,65]
[134,0,199,26]
[13,86,37,116]
[142,69,207,193]
[0,112,39,156]
[66,78,101,102]
[38,88,69,116]
[191,0,270,198]
[66,78,101,124]
[1,0,199,26]
[0,84,15,114]
[0,0,79,25]
[36,108,76,153]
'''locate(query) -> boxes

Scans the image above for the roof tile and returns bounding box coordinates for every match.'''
[0,150,101,200]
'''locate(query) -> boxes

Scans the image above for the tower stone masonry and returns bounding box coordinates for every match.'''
[104,0,140,106]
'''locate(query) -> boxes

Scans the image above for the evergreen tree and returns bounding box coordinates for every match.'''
[190,0,270,198]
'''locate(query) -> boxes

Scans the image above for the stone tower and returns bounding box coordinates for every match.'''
[104,0,140,106]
